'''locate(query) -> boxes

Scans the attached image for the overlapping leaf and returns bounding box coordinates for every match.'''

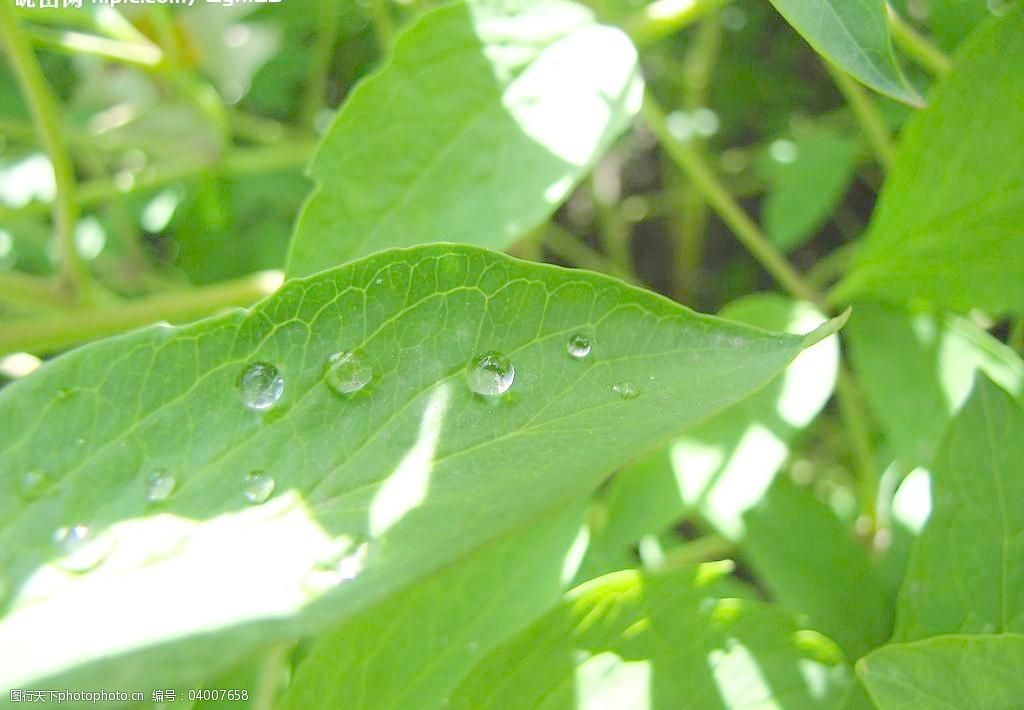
[449,566,853,708]
[835,9,1024,315]
[287,0,642,276]
[766,0,921,105]
[0,245,839,695]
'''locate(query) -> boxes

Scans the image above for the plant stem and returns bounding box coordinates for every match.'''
[1010,319,1024,355]
[0,272,68,312]
[0,141,315,222]
[643,94,820,304]
[660,534,734,570]
[807,241,859,289]
[836,365,878,524]
[887,6,952,78]
[545,222,638,284]
[625,0,730,47]
[23,26,162,68]
[301,0,342,128]
[824,62,895,171]
[0,1,88,300]
[0,271,284,357]
[368,0,395,52]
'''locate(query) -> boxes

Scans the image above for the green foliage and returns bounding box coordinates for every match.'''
[836,8,1024,315]
[858,634,1024,709]
[765,0,921,105]
[1,0,1021,706]
[451,566,853,709]
[287,0,641,277]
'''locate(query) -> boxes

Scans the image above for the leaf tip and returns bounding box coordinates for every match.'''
[801,307,851,349]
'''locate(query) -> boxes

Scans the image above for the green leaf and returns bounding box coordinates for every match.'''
[762,130,860,252]
[858,634,1024,709]
[450,566,853,709]
[835,9,1024,315]
[743,478,893,659]
[765,0,922,106]
[584,294,840,564]
[894,375,1024,641]
[847,301,1024,466]
[928,0,997,51]
[280,502,588,710]
[0,245,831,693]
[287,0,642,277]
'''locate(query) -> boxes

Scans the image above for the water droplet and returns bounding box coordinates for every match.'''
[145,469,176,504]
[54,524,114,573]
[20,470,52,500]
[243,470,275,504]
[324,351,372,395]
[238,362,284,411]
[611,382,639,400]
[567,334,593,359]
[467,352,515,396]
[303,537,370,593]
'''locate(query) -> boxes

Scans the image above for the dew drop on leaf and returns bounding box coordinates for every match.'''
[53,524,114,573]
[20,469,52,500]
[324,351,373,395]
[467,351,515,396]
[237,362,284,411]
[611,382,639,400]
[243,470,275,504]
[145,469,176,504]
[567,333,593,359]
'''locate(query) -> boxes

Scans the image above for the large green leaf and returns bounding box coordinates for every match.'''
[847,301,1024,466]
[0,245,839,695]
[287,0,642,277]
[894,375,1024,641]
[835,9,1024,315]
[765,0,921,106]
[582,294,839,570]
[744,479,893,659]
[858,634,1024,709]
[928,0,997,51]
[450,566,853,708]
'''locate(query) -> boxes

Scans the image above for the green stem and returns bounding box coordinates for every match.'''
[368,0,395,52]
[0,271,283,357]
[544,223,638,284]
[887,6,952,78]
[625,0,730,47]
[824,62,895,170]
[0,141,315,222]
[0,272,68,312]
[836,365,878,524]
[301,0,342,128]
[1010,319,1024,355]
[587,176,634,277]
[660,534,734,570]
[643,93,820,304]
[0,2,88,300]
[807,241,859,290]
[23,26,162,67]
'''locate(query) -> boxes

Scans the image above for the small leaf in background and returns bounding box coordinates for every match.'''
[765,0,922,105]
[761,130,860,252]
[0,245,830,693]
[281,502,587,710]
[744,479,893,659]
[894,375,1024,641]
[847,300,1024,466]
[859,634,1024,709]
[287,0,643,276]
[928,0,1001,51]
[582,294,839,572]
[450,566,853,709]
[835,8,1024,315]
